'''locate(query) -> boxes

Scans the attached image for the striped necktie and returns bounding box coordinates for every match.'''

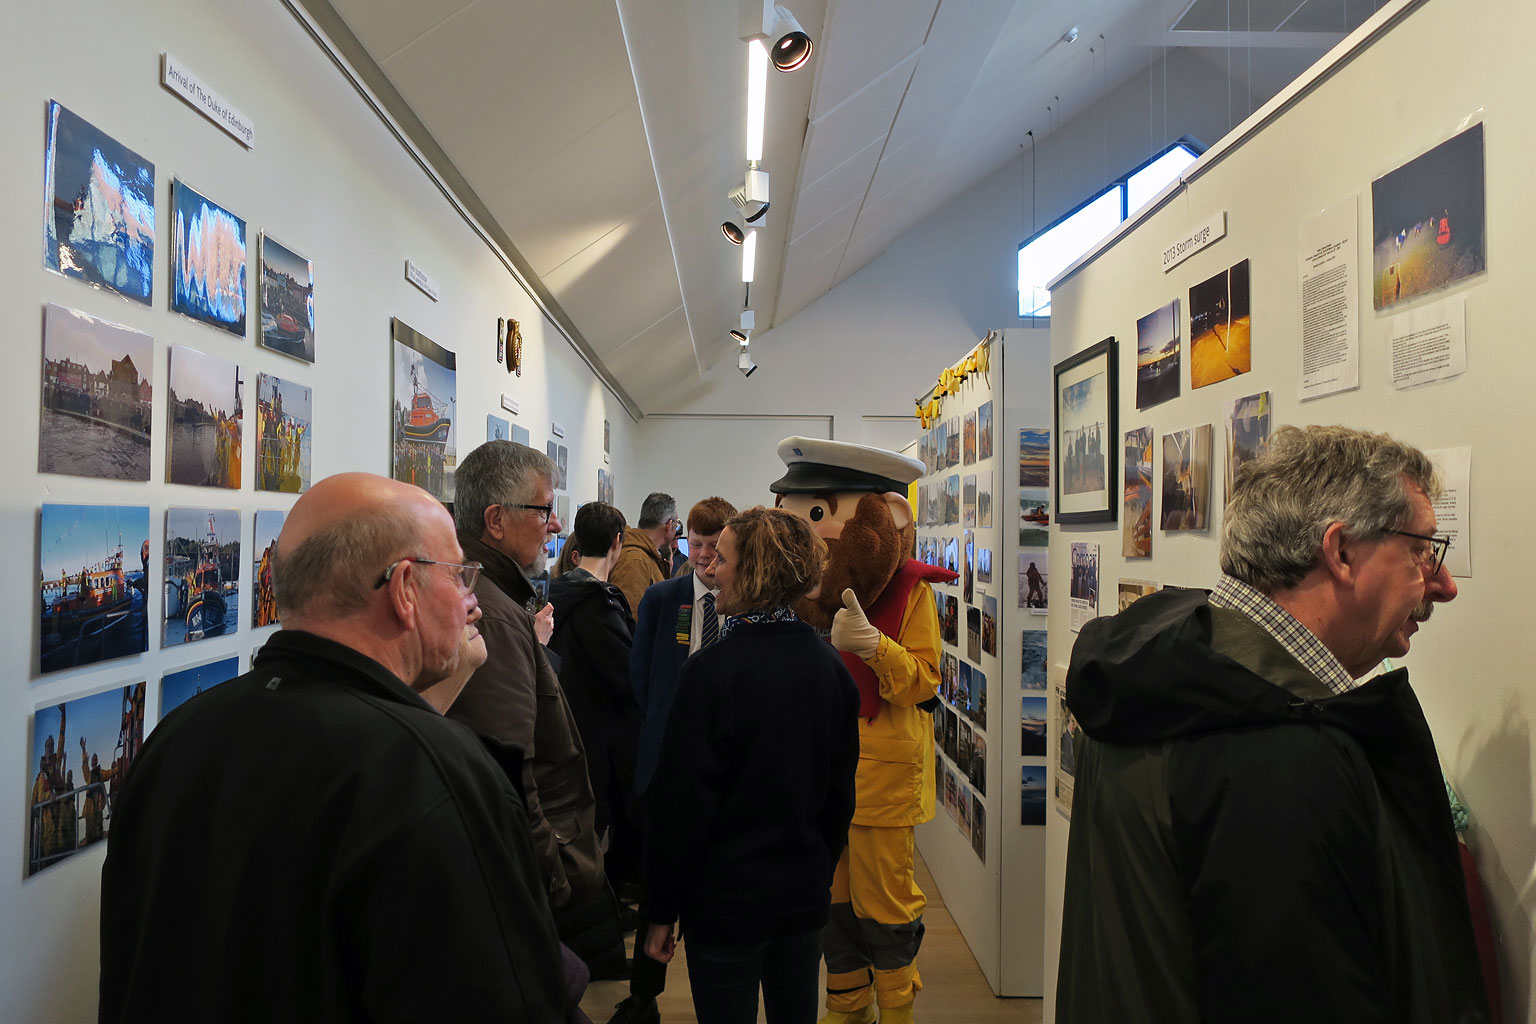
[699,591,719,649]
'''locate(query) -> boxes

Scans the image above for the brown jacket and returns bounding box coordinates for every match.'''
[610,525,669,615]
[448,533,604,917]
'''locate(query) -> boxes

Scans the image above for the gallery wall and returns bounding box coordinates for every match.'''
[1042,0,1536,1017]
[1,0,629,1017]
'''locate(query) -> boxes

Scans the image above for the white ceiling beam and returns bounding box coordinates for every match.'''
[1160,29,1347,49]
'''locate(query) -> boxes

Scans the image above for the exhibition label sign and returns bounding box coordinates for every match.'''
[161,54,255,148]
[1161,211,1226,272]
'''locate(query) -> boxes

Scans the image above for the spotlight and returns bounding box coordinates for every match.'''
[739,308,756,332]
[738,349,758,377]
[770,5,812,72]
[730,329,748,343]
[722,222,744,245]
[728,168,770,225]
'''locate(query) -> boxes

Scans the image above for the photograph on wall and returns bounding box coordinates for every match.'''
[926,485,940,528]
[557,445,569,490]
[258,233,315,362]
[40,503,150,674]
[934,421,947,473]
[916,485,928,530]
[940,593,958,647]
[1054,338,1117,522]
[1021,765,1048,826]
[978,401,993,460]
[391,318,457,501]
[1019,427,1050,487]
[512,424,531,447]
[970,732,987,795]
[962,474,977,527]
[604,419,611,455]
[963,532,975,602]
[1189,260,1251,389]
[944,765,959,821]
[1021,629,1048,689]
[971,668,988,729]
[944,475,960,525]
[943,707,959,764]
[1054,683,1079,818]
[255,372,311,493]
[956,662,973,720]
[252,509,284,628]
[977,470,993,528]
[958,785,973,842]
[487,414,509,442]
[940,652,957,703]
[1372,121,1486,311]
[28,682,145,877]
[958,720,972,777]
[966,605,981,661]
[1135,300,1180,409]
[976,546,992,583]
[982,594,997,657]
[167,346,242,488]
[946,416,961,467]
[164,507,240,646]
[1019,549,1048,613]
[963,411,977,465]
[1118,578,1159,611]
[971,797,986,863]
[1022,696,1048,756]
[1123,426,1154,558]
[1069,541,1100,632]
[943,536,958,575]
[1019,488,1050,547]
[160,655,240,721]
[40,303,152,482]
[170,179,247,337]
[43,100,154,305]
[1225,391,1272,496]
[920,431,932,475]
[1161,424,1214,531]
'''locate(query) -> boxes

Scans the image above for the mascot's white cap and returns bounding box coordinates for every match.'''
[771,437,923,495]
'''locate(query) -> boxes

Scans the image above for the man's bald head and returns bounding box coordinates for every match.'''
[273,473,445,621]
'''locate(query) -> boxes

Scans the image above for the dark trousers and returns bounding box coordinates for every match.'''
[630,911,669,1000]
[685,928,823,1024]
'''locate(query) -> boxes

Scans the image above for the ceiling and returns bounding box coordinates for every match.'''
[303,0,1379,416]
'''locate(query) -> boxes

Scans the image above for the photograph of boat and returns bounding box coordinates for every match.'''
[252,509,285,628]
[391,318,457,500]
[43,100,155,304]
[160,656,239,721]
[1022,696,1048,757]
[164,507,240,646]
[39,303,153,482]
[39,504,149,673]
[167,345,242,488]
[28,682,145,876]
[255,372,311,492]
[258,233,315,362]
[171,179,247,337]
[1021,764,1048,826]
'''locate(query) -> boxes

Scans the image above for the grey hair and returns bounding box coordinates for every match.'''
[1219,424,1440,592]
[638,492,676,529]
[272,507,419,618]
[452,441,555,537]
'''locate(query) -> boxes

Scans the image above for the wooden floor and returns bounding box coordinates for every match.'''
[579,852,1043,1023]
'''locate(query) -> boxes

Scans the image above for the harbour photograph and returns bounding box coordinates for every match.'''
[1135,299,1180,409]
[168,345,242,488]
[258,233,315,362]
[1021,765,1048,826]
[160,656,239,720]
[43,100,155,304]
[251,509,284,628]
[392,319,457,500]
[1022,696,1048,756]
[39,303,152,481]
[164,507,240,646]
[39,503,150,673]
[255,372,312,492]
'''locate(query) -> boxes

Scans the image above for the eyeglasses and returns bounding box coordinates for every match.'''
[503,503,555,525]
[1383,529,1451,576]
[374,557,483,591]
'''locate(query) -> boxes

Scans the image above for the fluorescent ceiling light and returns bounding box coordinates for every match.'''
[747,39,768,163]
[742,229,757,283]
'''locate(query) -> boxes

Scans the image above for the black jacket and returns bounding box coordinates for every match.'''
[548,568,640,825]
[1056,587,1489,1024]
[99,630,565,1022]
[644,617,860,942]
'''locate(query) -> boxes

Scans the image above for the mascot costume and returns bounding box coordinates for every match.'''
[771,437,957,1024]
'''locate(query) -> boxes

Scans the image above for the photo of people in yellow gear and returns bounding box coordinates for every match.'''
[770,437,957,1024]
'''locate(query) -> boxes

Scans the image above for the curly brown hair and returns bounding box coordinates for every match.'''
[721,506,827,612]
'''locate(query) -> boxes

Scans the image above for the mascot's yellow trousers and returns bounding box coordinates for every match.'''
[824,823,926,1013]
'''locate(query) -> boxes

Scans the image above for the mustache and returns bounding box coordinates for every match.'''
[1410,600,1434,623]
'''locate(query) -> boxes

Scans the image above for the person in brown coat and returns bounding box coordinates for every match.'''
[450,440,629,980]
[610,492,676,614]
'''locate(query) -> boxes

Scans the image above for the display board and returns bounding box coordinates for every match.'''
[1040,0,1534,1015]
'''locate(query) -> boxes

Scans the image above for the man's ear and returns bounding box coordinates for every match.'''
[387,563,421,629]
[1319,521,1354,584]
[882,492,913,532]
[482,504,505,543]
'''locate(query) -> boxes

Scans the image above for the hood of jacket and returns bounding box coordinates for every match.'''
[549,567,630,621]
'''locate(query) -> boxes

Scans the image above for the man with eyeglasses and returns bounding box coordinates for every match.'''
[611,492,677,616]
[449,440,630,983]
[1057,425,1488,1022]
[100,472,567,1020]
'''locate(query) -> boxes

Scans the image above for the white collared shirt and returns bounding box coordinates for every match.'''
[690,571,723,652]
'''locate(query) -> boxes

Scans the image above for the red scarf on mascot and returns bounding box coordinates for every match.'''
[840,558,957,720]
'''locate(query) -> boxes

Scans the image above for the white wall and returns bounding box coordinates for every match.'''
[3,1,627,1017]
[1045,0,1536,1017]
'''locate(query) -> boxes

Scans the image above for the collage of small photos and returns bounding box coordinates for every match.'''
[915,395,995,861]
[31,99,316,878]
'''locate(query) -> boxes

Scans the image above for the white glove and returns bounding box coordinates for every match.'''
[830,588,882,660]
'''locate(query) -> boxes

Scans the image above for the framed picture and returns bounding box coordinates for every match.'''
[1053,337,1118,523]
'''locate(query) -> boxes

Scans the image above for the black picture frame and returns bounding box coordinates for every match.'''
[1053,337,1118,524]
